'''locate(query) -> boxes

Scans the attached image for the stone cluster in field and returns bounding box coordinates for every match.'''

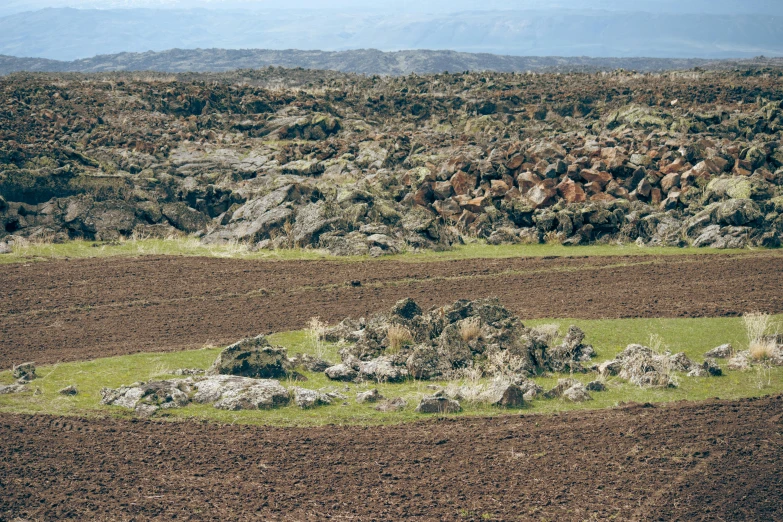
[322,297,595,385]
[97,300,782,417]
[1,68,783,254]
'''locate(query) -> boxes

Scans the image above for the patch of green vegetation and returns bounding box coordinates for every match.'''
[1,236,771,265]
[1,316,781,426]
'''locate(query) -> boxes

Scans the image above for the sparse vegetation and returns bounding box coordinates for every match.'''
[743,312,778,362]
[2,316,781,426]
[386,324,413,354]
[459,317,481,343]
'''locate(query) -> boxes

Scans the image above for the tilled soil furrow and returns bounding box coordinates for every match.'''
[0,395,780,521]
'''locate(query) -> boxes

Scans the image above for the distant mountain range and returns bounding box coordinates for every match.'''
[1,8,782,62]
[3,49,783,77]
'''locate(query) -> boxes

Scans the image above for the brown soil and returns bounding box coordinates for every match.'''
[1,395,780,521]
[3,253,783,367]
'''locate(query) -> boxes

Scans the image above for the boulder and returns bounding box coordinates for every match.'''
[12,362,36,382]
[101,380,192,417]
[543,378,580,399]
[358,357,409,383]
[586,380,606,392]
[207,336,293,379]
[391,298,423,320]
[563,382,593,402]
[480,382,525,408]
[292,387,332,409]
[415,395,462,414]
[727,351,751,371]
[325,363,359,382]
[290,354,332,373]
[356,389,384,404]
[701,359,723,377]
[58,385,78,396]
[191,375,290,410]
[557,178,587,204]
[705,344,733,359]
[375,397,407,412]
[616,344,677,388]
[669,352,695,373]
[0,384,28,395]
[714,199,761,227]
[0,242,11,255]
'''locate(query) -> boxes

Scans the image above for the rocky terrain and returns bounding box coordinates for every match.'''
[2,67,783,255]
[5,51,783,77]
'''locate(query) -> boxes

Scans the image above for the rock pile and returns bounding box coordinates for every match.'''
[322,297,595,384]
[1,70,782,254]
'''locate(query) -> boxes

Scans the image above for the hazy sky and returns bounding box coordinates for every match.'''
[3,0,783,13]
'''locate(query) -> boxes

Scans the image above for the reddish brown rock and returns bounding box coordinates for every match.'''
[580,169,613,188]
[650,188,663,205]
[556,178,586,204]
[461,196,489,213]
[489,180,510,198]
[413,183,434,207]
[433,198,462,218]
[450,171,475,196]
[526,184,556,209]
[660,172,681,193]
[590,192,616,202]
[637,178,652,197]
[516,171,542,193]
[432,181,454,200]
[605,180,629,199]
[506,154,525,170]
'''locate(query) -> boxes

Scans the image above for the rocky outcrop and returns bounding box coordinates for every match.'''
[206,336,296,380]
[1,70,781,254]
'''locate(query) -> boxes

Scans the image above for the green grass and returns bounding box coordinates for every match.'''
[1,236,771,265]
[1,316,781,426]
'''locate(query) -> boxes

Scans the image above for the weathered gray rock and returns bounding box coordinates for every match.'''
[0,384,28,394]
[701,358,723,377]
[0,242,11,254]
[480,382,525,408]
[290,354,332,373]
[598,359,622,377]
[705,344,733,359]
[586,380,606,392]
[727,350,751,371]
[669,352,695,372]
[58,385,78,396]
[543,378,580,399]
[101,380,192,417]
[375,397,407,412]
[192,375,290,410]
[207,336,293,379]
[325,363,359,382]
[12,362,36,382]
[292,387,332,409]
[356,388,384,404]
[358,357,409,383]
[616,344,677,388]
[563,382,593,402]
[416,395,461,414]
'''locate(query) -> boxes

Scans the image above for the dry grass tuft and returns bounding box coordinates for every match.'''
[459,317,481,343]
[531,323,561,345]
[386,324,413,354]
[744,312,778,362]
[307,317,328,359]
